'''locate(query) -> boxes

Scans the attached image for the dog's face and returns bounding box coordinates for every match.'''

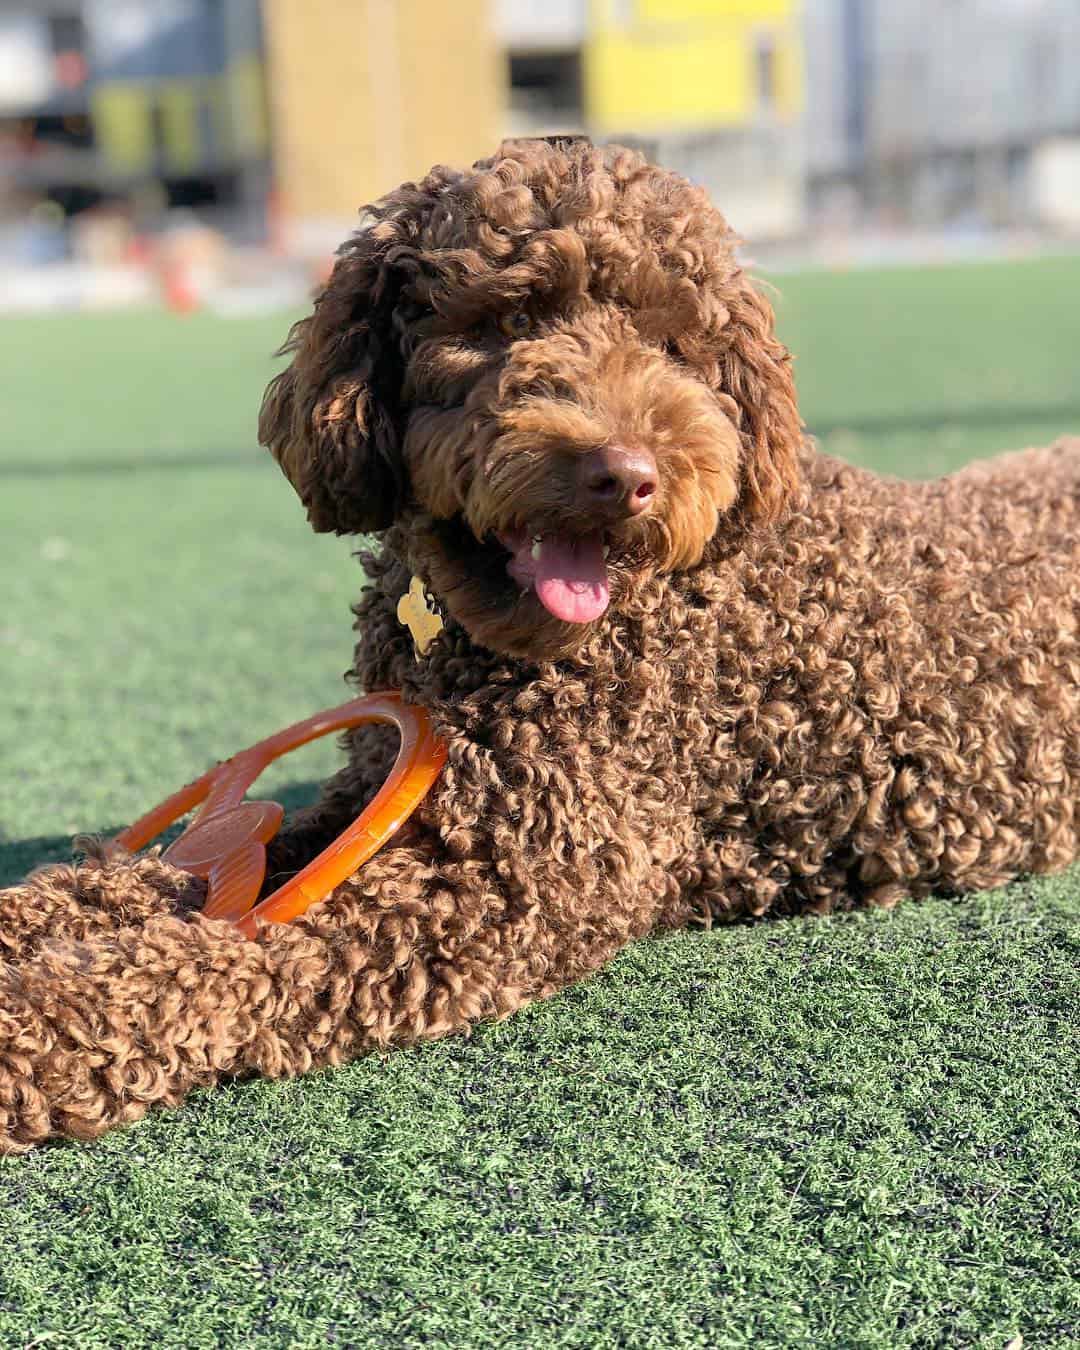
[261,139,802,661]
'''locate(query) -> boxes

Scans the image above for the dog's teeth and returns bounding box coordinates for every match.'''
[602,545,610,559]
[531,540,542,560]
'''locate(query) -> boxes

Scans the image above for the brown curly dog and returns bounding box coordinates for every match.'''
[3,138,1078,1151]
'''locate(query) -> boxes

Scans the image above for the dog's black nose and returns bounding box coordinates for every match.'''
[578,446,658,518]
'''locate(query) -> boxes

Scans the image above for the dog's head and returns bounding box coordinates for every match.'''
[260,139,802,660]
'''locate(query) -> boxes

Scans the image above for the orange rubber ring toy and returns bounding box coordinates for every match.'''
[114,693,447,940]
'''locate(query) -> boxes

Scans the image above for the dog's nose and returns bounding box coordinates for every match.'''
[577,446,658,518]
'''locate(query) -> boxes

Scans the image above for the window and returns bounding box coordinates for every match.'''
[756,32,777,114]
[46,13,86,58]
[507,51,584,130]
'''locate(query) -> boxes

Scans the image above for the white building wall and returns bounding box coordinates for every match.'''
[495,0,586,51]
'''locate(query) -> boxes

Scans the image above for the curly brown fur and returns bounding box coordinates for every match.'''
[2,139,1078,1151]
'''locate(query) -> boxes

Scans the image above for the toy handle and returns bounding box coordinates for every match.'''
[114,693,447,937]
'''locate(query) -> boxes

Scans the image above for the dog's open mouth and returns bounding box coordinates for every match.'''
[496,525,610,623]
[421,514,626,639]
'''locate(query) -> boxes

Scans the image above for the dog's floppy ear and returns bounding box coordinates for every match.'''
[258,224,409,534]
[720,275,803,524]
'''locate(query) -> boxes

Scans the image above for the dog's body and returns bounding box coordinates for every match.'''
[2,140,1078,1150]
[278,437,1080,942]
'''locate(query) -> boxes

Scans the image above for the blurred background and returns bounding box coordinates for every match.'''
[2,0,1080,311]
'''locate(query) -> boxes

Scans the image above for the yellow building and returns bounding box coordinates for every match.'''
[260,0,805,244]
[585,0,802,138]
[262,0,804,244]
[261,0,502,241]
[504,0,806,238]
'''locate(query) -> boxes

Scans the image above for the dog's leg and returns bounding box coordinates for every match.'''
[0,814,667,1152]
[0,723,403,967]
[0,843,204,965]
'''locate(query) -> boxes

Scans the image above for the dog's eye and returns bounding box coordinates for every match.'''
[499,312,533,339]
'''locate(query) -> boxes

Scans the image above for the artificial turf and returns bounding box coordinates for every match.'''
[1,255,1079,1347]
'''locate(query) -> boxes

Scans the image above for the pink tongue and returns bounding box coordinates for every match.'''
[534,531,610,623]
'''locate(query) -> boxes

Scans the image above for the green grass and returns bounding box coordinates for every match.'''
[2,256,1079,1347]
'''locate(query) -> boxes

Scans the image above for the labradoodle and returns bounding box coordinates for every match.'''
[2,138,1078,1151]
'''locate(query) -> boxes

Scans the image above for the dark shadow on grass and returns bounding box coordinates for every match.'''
[0,451,268,479]
[807,399,1080,438]
[0,780,324,889]
[0,834,75,888]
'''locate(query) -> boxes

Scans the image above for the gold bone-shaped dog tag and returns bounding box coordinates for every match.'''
[397,576,445,660]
